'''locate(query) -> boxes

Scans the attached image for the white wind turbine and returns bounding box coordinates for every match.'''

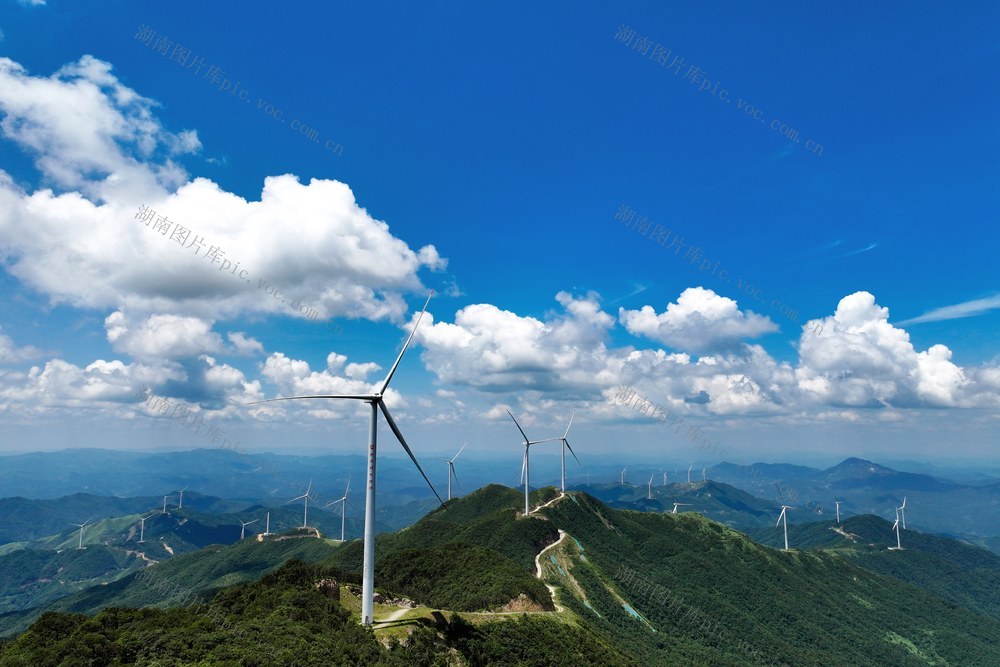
[554,411,581,494]
[671,501,691,514]
[662,471,668,487]
[776,505,796,551]
[687,465,693,485]
[647,474,655,499]
[246,292,443,627]
[262,511,272,537]
[162,494,172,515]
[71,517,93,550]
[620,467,627,485]
[442,444,467,501]
[889,507,903,550]
[899,496,907,529]
[702,466,707,482]
[239,518,258,540]
[323,478,355,542]
[287,480,316,529]
[137,511,156,543]
[177,485,189,509]
[834,497,843,524]
[507,410,560,516]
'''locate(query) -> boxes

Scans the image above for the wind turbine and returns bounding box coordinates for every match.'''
[442,444,467,501]
[508,410,559,516]
[687,465,693,485]
[647,474,655,499]
[671,501,691,514]
[262,511,271,537]
[889,507,903,550]
[246,292,443,627]
[287,480,316,529]
[662,471,668,487]
[71,517,93,550]
[702,466,707,482]
[239,518,258,540]
[834,497,843,524]
[177,485,189,509]
[899,496,907,529]
[776,505,796,551]
[323,478,355,541]
[138,511,156,543]
[554,411,581,494]
[162,494,172,515]
[620,467,627,485]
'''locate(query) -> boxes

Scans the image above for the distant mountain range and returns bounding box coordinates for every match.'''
[2,485,1000,665]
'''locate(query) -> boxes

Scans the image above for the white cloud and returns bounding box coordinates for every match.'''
[897,294,1000,326]
[619,287,778,351]
[0,326,43,363]
[227,332,264,356]
[0,56,444,328]
[794,291,985,408]
[105,311,224,360]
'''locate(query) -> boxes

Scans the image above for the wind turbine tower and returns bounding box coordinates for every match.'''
[776,505,796,551]
[239,518,258,540]
[262,511,271,537]
[508,410,559,516]
[662,471,668,487]
[889,507,903,550]
[323,478,354,542]
[138,512,156,543]
[443,444,466,501]
[177,485,189,509]
[71,517,93,550]
[287,481,316,529]
[834,498,843,524]
[900,496,907,529]
[702,466,707,482]
[647,474,654,500]
[162,495,171,515]
[621,467,627,485]
[247,292,443,626]
[555,411,581,494]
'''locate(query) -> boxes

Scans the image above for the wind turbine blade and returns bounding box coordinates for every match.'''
[245,394,370,406]
[507,409,530,442]
[453,443,467,461]
[564,439,581,465]
[378,400,444,505]
[345,476,351,496]
[451,465,461,490]
[529,437,562,445]
[563,410,576,439]
[380,291,433,393]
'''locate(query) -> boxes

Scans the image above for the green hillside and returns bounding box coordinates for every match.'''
[3,487,1000,666]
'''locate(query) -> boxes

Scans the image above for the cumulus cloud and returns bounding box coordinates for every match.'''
[0,56,445,333]
[227,332,264,356]
[619,287,778,351]
[794,291,988,408]
[0,326,43,363]
[105,311,224,360]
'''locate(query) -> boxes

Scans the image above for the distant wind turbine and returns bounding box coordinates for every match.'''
[177,485,189,509]
[672,502,691,514]
[508,410,560,516]
[442,444,467,501]
[246,291,443,626]
[647,474,654,500]
[776,505,796,551]
[138,511,156,543]
[621,467,627,485]
[287,481,316,529]
[702,466,707,482]
[899,496,907,529]
[662,471,668,487]
[890,507,903,550]
[687,465,693,485]
[162,494,172,515]
[555,411,581,493]
[239,518,258,540]
[323,478,355,541]
[834,497,842,524]
[262,511,271,537]
[71,517,93,550]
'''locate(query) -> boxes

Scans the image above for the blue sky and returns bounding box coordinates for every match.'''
[0,1,997,469]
